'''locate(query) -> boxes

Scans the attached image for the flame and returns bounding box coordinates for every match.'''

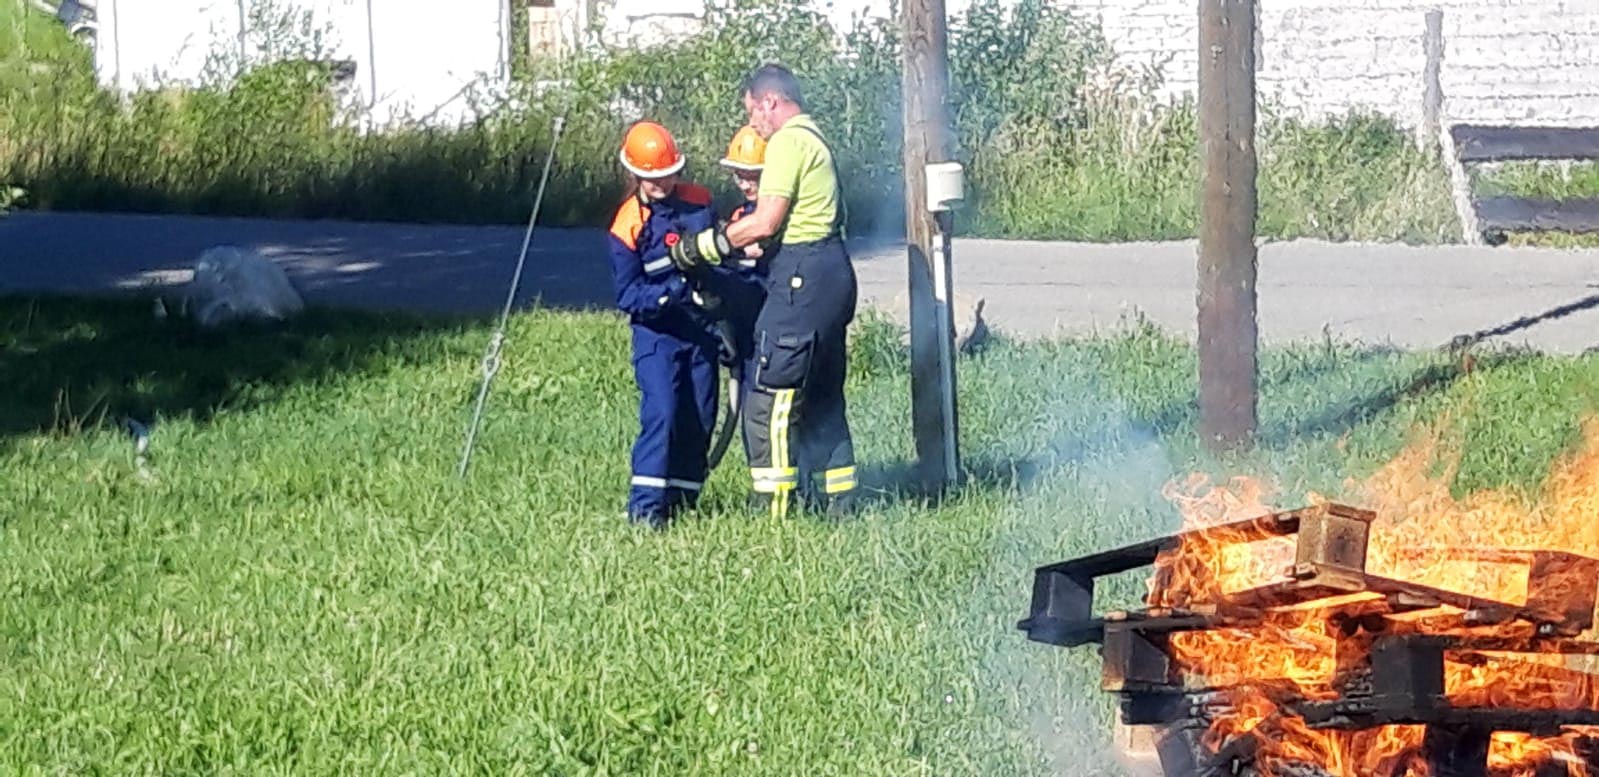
[1145,420,1599,776]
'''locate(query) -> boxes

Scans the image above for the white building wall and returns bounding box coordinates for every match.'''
[94,0,244,90]
[88,0,1599,129]
[1055,0,1599,128]
[362,0,511,123]
[92,0,511,126]
[580,0,1599,129]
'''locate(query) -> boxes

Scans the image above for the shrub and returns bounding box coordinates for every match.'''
[0,0,1457,242]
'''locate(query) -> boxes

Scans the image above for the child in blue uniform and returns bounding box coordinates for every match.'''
[606,121,720,529]
[712,126,771,467]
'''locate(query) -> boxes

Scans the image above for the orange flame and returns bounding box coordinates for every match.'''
[1146,420,1599,776]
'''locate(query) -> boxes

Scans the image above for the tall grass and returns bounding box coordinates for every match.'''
[2,0,1457,241]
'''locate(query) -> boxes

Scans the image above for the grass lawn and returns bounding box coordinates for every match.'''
[3,296,1598,774]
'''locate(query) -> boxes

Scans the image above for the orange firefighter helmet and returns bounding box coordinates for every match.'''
[619,121,686,179]
[719,125,767,171]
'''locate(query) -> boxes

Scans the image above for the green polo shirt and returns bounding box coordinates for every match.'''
[758,114,840,244]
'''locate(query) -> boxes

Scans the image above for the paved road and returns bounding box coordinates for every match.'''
[5,211,1599,352]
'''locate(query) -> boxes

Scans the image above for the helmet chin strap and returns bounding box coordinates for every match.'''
[636,179,676,204]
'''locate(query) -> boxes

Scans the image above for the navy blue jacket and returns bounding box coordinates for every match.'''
[606,184,719,343]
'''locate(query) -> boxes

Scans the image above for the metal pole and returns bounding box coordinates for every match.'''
[1421,10,1444,154]
[110,0,123,90]
[931,211,959,484]
[365,0,377,120]
[457,115,567,478]
[236,0,248,68]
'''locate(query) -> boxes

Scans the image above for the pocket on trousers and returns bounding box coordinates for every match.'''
[631,336,662,368]
[630,337,663,392]
[756,332,815,390]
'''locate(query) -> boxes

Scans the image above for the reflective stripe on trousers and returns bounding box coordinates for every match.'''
[743,238,857,516]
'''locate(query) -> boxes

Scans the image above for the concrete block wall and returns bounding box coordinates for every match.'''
[1057,0,1599,128]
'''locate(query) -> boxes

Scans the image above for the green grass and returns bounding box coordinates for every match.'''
[1477,160,1599,202]
[1475,160,1599,248]
[965,108,1459,244]
[0,0,89,82]
[3,297,1599,774]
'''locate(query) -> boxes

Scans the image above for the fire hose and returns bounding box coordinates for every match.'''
[707,319,744,471]
[666,223,750,474]
[693,285,745,472]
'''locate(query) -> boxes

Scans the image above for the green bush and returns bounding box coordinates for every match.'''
[1,0,1458,242]
[1258,111,1456,243]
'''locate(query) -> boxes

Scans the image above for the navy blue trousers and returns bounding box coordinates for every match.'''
[742,237,858,515]
[628,326,719,521]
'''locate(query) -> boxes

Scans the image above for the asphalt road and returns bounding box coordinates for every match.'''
[4,211,1599,352]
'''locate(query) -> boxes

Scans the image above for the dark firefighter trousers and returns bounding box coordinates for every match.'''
[744,236,858,516]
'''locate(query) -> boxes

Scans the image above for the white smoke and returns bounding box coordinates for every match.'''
[940,318,1191,775]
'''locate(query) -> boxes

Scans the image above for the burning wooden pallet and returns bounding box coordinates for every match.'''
[1018,503,1599,777]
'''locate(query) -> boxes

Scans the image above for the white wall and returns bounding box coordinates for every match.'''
[598,0,703,48]
[94,0,243,89]
[93,0,511,126]
[363,0,511,124]
[92,0,1599,129]
[1057,0,1599,128]
[582,0,1599,129]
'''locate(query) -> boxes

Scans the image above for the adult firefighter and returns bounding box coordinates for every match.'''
[607,120,720,529]
[669,64,859,518]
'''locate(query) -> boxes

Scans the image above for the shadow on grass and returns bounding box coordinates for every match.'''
[0,294,479,448]
[859,457,1035,505]
[1257,349,1537,447]
[858,428,1175,508]
[867,346,1525,510]
[1445,292,1599,351]
[1106,341,1534,455]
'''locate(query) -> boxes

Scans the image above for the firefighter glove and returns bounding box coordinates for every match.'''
[668,227,730,273]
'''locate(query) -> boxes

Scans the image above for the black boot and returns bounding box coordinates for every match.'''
[824,490,859,520]
[746,490,812,518]
[627,511,669,531]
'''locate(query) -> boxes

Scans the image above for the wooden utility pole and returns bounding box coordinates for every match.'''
[902,0,960,489]
[1197,0,1259,452]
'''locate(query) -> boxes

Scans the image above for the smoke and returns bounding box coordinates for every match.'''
[1005,422,1180,776]
[836,89,910,242]
[932,319,1193,775]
